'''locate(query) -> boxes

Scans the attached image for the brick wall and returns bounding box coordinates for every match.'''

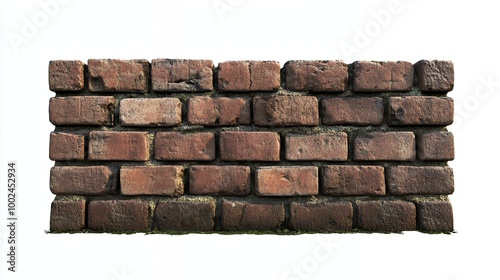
[48,59,454,233]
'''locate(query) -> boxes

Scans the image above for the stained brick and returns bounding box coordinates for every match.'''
[256,166,318,196]
[387,166,454,195]
[414,60,454,92]
[388,96,454,125]
[120,166,184,196]
[284,60,348,92]
[50,166,115,195]
[187,97,251,126]
[357,200,416,232]
[49,132,85,161]
[354,132,415,161]
[154,200,215,231]
[89,131,150,161]
[220,131,280,162]
[88,59,149,92]
[286,133,348,161]
[322,97,384,125]
[217,61,280,92]
[290,201,353,231]
[152,59,213,92]
[50,200,86,232]
[321,165,385,196]
[49,96,115,126]
[49,60,84,92]
[417,201,454,232]
[189,166,251,195]
[253,96,319,126]
[155,132,215,161]
[88,200,149,232]
[120,98,182,126]
[353,61,413,92]
[221,201,284,230]
[417,131,454,160]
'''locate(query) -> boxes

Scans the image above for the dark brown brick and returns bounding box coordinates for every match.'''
[217,61,280,92]
[50,200,86,232]
[284,60,348,92]
[187,97,251,126]
[417,131,454,160]
[221,201,284,230]
[154,199,215,231]
[220,131,280,162]
[155,132,215,161]
[88,59,149,92]
[49,96,115,126]
[120,166,184,196]
[354,132,415,161]
[89,131,149,161]
[387,166,454,195]
[152,59,213,92]
[49,60,84,91]
[253,96,319,126]
[388,96,454,125]
[50,166,115,195]
[256,166,318,196]
[417,201,454,232]
[322,165,385,196]
[189,166,250,195]
[286,133,348,161]
[322,97,384,125]
[357,200,416,232]
[120,98,182,126]
[49,132,85,161]
[415,60,454,92]
[88,200,149,232]
[290,201,353,232]
[353,61,413,92]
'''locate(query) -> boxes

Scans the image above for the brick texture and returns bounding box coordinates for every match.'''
[290,201,353,232]
[357,200,416,232]
[284,60,348,92]
[254,96,319,126]
[152,59,213,92]
[322,97,384,125]
[321,165,385,196]
[414,60,454,92]
[417,131,454,160]
[154,200,215,231]
[49,132,85,161]
[286,133,348,161]
[50,166,115,195]
[88,59,149,92]
[189,166,251,195]
[187,97,251,126]
[218,61,280,92]
[220,131,280,161]
[155,132,215,161]
[50,200,86,232]
[120,166,184,196]
[388,96,454,125]
[49,96,115,126]
[89,131,150,161]
[256,166,318,196]
[49,60,84,91]
[221,201,284,231]
[354,132,415,161]
[387,166,454,195]
[119,98,182,126]
[417,201,454,232]
[353,61,413,92]
[88,200,149,232]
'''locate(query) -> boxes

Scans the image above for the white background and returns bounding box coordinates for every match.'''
[1,0,499,279]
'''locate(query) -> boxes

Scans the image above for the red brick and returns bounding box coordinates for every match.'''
[353,61,413,92]
[290,201,353,232]
[50,166,115,195]
[221,201,284,231]
[284,60,348,92]
[388,96,454,125]
[154,199,215,231]
[155,132,215,161]
[414,60,454,92]
[321,165,385,196]
[322,97,384,125]
[88,131,149,161]
[49,96,115,126]
[286,133,347,161]
[387,166,454,195]
[256,166,318,196]
[189,166,250,195]
[88,200,149,232]
[219,131,280,161]
[119,98,182,126]
[88,59,149,92]
[152,59,213,92]
[417,201,454,232]
[217,61,280,92]
[354,132,415,161]
[49,60,84,91]
[49,132,85,161]
[253,96,319,126]
[120,166,184,196]
[357,200,416,232]
[50,200,86,232]
[187,97,251,126]
[417,131,454,160]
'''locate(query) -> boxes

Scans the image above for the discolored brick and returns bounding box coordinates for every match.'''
[120,98,182,126]
[154,199,215,231]
[88,59,149,92]
[49,60,84,92]
[88,200,149,232]
[152,59,213,92]
[50,200,86,232]
[417,201,454,232]
[353,61,413,92]
[290,201,353,232]
[417,131,454,160]
[155,132,215,161]
[284,60,348,92]
[286,133,348,161]
[89,131,150,161]
[321,165,385,196]
[256,166,318,196]
[414,60,454,92]
[387,166,454,195]
[49,96,115,126]
[189,166,251,195]
[322,97,384,125]
[50,166,116,195]
[217,61,280,92]
[221,201,284,230]
[357,200,416,232]
[253,96,319,126]
[187,97,251,126]
[220,131,280,162]
[49,132,85,161]
[388,96,454,125]
[354,132,415,161]
[120,166,184,196]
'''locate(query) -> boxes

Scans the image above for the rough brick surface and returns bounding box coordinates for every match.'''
[187,97,251,126]
[387,166,454,195]
[322,97,384,125]
[49,132,85,161]
[155,132,215,161]
[120,166,184,196]
[220,131,280,161]
[284,60,348,92]
[89,131,150,161]
[417,131,454,160]
[152,59,213,92]
[189,166,251,195]
[417,201,454,232]
[290,201,353,232]
[286,133,348,161]
[217,61,280,91]
[256,166,318,196]
[50,200,86,232]
[353,61,414,92]
[388,96,454,125]
[50,166,115,195]
[354,132,415,161]
[253,96,319,126]
[321,165,385,196]
[221,201,284,230]
[88,59,149,92]
[120,98,182,126]
[88,200,149,232]
[154,200,215,231]
[357,200,416,232]
[49,60,84,91]
[414,60,454,92]
[49,96,115,126]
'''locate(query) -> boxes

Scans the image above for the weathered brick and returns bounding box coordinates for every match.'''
[417,131,454,160]
[354,132,415,161]
[322,97,384,125]
[154,200,215,231]
[217,61,280,91]
[253,96,319,126]
[49,132,85,161]
[50,200,86,232]
[353,61,413,92]
[189,166,250,195]
[286,133,348,161]
[88,59,149,92]
[187,97,251,126]
[88,131,149,161]
[417,201,454,232]
[119,98,181,126]
[221,201,284,231]
[155,132,215,161]
[50,166,115,195]
[49,60,84,91]
[290,201,353,232]
[387,166,454,195]
[49,96,115,126]
[414,60,454,92]
[88,200,149,232]
[388,96,454,125]
[219,131,280,161]
[256,166,318,196]
[321,165,385,196]
[357,200,416,232]
[152,59,213,92]
[120,166,184,196]
[284,60,348,92]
